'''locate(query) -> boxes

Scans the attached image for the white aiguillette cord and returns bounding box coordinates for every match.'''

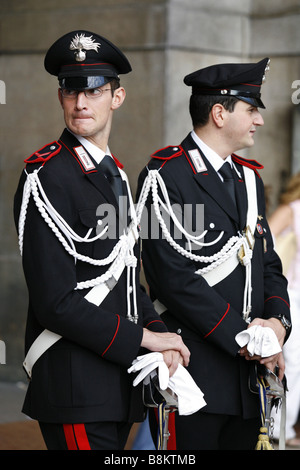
[137,166,258,321]
[21,167,139,378]
[21,164,258,378]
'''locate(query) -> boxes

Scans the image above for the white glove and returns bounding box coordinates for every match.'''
[235,325,282,357]
[128,353,206,416]
[128,352,169,389]
[167,364,206,415]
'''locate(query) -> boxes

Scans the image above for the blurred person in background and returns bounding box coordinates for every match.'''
[269,172,300,447]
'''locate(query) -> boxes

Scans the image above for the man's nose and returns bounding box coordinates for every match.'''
[75,91,88,109]
[255,111,264,126]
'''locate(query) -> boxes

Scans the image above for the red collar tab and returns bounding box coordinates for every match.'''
[24,142,61,165]
[232,153,264,176]
[151,145,183,160]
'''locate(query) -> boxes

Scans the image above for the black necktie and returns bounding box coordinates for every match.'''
[219,162,236,207]
[101,155,124,202]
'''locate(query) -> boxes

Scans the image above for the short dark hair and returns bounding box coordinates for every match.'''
[110,78,121,95]
[189,94,239,128]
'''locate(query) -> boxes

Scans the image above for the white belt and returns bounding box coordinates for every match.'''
[23,282,109,378]
[243,166,257,237]
[154,252,240,315]
[23,225,138,378]
[200,250,239,286]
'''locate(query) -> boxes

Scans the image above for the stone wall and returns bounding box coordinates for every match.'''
[0,0,299,381]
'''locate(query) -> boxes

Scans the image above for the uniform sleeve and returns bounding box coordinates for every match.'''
[139,284,168,332]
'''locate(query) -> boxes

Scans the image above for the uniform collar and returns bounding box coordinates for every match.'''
[191,130,232,172]
[68,129,111,165]
[191,130,241,178]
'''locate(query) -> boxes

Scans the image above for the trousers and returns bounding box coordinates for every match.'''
[39,421,132,450]
[174,411,260,450]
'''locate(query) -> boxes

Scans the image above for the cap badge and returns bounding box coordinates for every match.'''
[262,59,270,83]
[69,33,101,62]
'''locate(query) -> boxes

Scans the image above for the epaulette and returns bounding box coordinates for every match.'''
[24,141,62,165]
[151,145,183,161]
[232,153,264,177]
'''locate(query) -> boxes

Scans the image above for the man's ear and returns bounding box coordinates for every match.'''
[111,87,126,110]
[211,103,226,128]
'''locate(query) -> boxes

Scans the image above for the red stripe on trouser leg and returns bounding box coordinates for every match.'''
[73,424,91,450]
[63,424,91,450]
[63,424,78,450]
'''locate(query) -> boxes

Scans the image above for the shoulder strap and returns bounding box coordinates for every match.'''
[24,142,61,165]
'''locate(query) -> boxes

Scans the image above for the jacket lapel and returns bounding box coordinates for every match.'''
[59,128,118,208]
[85,171,118,206]
[194,166,240,223]
[181,134,240,223]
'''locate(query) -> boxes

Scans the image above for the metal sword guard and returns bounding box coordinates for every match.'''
[260,367,287,447]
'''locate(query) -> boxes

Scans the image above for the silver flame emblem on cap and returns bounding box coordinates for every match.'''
[69,33,101,62]
[262,59,270,83]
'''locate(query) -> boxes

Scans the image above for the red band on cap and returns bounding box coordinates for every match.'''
[61,62,113,68]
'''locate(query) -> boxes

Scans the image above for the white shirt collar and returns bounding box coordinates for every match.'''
[191,130,243,179]
[68,130,111,165]
[191,130,232,172]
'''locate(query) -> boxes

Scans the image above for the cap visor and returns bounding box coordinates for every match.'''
[238,96,265,109]
[59,76,113,89]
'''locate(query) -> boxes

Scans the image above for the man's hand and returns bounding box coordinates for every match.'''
[238,317,286,380]
[162,349,184,377]
[141,329,190,368]
[249,317,286,347]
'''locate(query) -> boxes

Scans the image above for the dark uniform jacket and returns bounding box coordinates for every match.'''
[137,132,290,419]
[14,128,167,424]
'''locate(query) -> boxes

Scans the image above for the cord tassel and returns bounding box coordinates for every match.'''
[255,427,274,450]
[255,377,274,450]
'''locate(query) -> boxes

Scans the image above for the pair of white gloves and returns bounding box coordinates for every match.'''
[128,352,206,416]
[235,324,282,357]
[128,326,281,416]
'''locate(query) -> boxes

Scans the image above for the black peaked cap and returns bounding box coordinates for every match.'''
[44,30,131,89]
[184,58,270,108]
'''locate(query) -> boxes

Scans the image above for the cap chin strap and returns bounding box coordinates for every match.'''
[192,88,265,108]
[192,87,261,98]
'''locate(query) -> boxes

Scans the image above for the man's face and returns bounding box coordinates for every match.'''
[58,83,125,148]
[224,100,264,152]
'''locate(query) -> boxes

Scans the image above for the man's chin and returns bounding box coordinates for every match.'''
[69,123,93,137]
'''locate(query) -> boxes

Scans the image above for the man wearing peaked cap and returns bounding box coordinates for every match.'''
[44,30,132,88]
[184,58,270,109]
[13,30,190,450]
[137,58,291,449]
